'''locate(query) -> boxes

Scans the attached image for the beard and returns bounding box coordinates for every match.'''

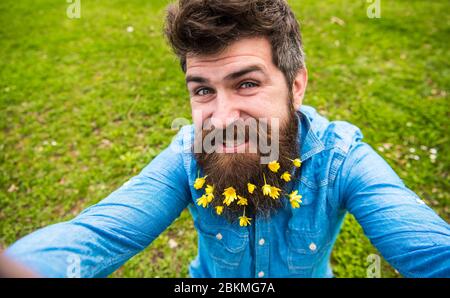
[194,100,300,224]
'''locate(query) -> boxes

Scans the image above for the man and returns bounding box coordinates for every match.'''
[3,0,450,278]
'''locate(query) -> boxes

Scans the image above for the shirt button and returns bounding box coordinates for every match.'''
[258,271,265,278]
[309,242,317,251]
[216,233,223,240]
[258,238,265,246]
[416,198,425,205]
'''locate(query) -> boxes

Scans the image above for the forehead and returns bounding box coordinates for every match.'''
[185,37,275,76]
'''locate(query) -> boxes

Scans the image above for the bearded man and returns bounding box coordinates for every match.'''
[2,0,449,278]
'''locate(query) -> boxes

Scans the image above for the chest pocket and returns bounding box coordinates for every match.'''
[194,219,248,274]
[285,183,331,276]
[286,228,330,274]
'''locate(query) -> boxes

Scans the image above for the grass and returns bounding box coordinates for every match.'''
[0,0,448,278]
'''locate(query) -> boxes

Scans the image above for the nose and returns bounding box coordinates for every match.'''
[210,91,240,129]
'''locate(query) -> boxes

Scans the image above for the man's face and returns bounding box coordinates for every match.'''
[185,37,302,222]
[186,37,291,139]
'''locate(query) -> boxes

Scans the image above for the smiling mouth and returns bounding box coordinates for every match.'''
[220,140,249,153]
[220,133,250,152]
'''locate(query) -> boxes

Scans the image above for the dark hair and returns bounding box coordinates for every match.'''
[164,0,305,88]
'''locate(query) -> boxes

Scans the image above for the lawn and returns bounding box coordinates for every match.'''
[0,0,448,278]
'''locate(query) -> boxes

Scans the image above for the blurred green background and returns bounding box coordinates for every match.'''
[0,0,448,277]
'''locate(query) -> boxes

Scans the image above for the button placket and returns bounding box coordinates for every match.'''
[255,216,269,278]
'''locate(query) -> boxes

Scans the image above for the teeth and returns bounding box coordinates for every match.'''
[224,141,236,147]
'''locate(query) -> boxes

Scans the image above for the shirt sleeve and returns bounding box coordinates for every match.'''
[338,141,450,277]
[4,130,191,277]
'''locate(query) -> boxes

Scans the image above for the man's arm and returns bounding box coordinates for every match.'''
[338,141,450,277]
[4,132,191,277]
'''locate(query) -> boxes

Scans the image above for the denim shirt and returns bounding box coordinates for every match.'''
[5,105,450,278]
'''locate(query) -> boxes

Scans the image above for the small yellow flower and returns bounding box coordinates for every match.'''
[262,184,281,199]
[293,158,302,168]
[262,184,272,196]
[206,192,214,203]
[222,186,237,206]
[239,215,252,226]
[237,195,248,206]
[205,184,214,194]
[247,183,256,194]
[289,190,303,208]
[280,171,291,182]
[196,194,209,208]
[215,206,224,215]
[194,176,207,190]
[269,186,281,199]
[268,160,281,173]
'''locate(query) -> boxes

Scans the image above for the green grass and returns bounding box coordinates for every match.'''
[0,0,448,278]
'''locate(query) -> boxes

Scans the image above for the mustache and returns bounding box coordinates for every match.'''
[194,118,275,152]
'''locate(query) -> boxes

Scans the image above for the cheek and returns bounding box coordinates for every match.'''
[246,96,289,121]
[191,104,212,128]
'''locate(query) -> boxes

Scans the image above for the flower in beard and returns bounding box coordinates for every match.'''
[237,195,248,206]
[196,194,209,208]
[289,190,302,208]
[215,205,224,215]
[247,183,256,194]
[205,184,214,194]
[194,175,207,190]
[292,158,302,168]
[239,208,252,227]
[280,171,291,182]
[262,173,282,199]
[268,160,280,173]
[194,102,300,224]
[222,186,237,206]
[239,215,252,226]
[205,184,215,202]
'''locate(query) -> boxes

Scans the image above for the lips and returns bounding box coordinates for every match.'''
[223,137,247,148]
[222,126,250,147]
[221,140,249,153]
[222,130,250,150]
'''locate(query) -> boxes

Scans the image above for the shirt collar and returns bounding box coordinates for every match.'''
[296,108,325,162]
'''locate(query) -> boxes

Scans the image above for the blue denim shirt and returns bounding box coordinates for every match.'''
[5,105,450,277]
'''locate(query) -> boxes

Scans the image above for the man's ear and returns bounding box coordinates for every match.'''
[291,67,308,111]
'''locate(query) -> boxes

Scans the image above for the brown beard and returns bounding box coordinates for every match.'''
[194,104,300,223]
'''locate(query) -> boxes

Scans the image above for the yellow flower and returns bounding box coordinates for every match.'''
[262,184,272,196]
[205,184,214,194]
[262,184,281,199]
[239,215,252,227]
[222,186,237,206]
[194,176,207,190]
[247,183,256,194]
[196,194,209,208]
[261,173,280,199]
[206,192,214,203]
[215,206,224,215]
[280,171,291,182]
[269,186,281,199]
[268,160,280,173]
[237,195,248,206]
[289,190,302,208]
[293,158,302,168]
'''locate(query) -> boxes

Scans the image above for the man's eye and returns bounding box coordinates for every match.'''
[195,88,212,96]
[239,82,258,89]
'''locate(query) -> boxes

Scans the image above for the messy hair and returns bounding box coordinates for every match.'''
[164,0,305,88]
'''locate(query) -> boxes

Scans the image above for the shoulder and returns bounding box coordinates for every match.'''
[168,124,195,154]
[301,105,364,154]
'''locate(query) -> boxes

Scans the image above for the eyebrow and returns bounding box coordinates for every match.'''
[185,65,267,85]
